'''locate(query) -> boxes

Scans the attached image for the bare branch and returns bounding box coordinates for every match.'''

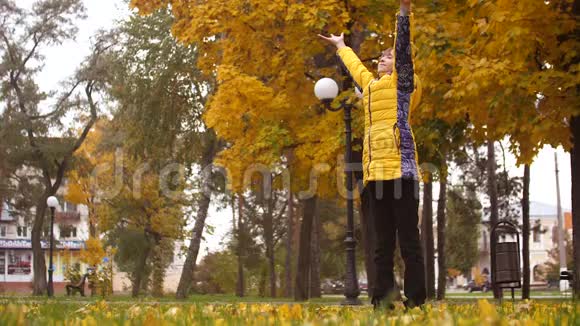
[273,230,285,247]
[274,200,288,221]
[0,29,17,64]
[15,32,42,80]
[28,108,62,121]
[51,159,67,194]
[27,79,82,121]
[52,80,98,193]
[70,81,97,154]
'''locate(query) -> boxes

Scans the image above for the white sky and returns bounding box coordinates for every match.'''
[24,0,573,261]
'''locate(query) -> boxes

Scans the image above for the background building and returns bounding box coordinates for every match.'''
[0,192,88,293]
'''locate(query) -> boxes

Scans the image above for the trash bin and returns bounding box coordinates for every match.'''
[496,242,521,284]
[491,220,521,300]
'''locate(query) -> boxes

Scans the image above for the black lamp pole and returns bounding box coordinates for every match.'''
[322,98,361,305]
[48,206,55,297]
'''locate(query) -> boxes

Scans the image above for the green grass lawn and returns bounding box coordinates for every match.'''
[446,289,572,298]
[0,293,351,305]
[0,295,578,325]
[0,290,573,304]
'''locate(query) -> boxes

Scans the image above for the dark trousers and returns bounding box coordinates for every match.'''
[366,178,426,305]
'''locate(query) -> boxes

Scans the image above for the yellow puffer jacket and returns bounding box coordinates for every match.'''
[337,13,422,186]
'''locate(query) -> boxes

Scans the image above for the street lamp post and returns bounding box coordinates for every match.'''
[314,78,361,305]
[46,196,59,297]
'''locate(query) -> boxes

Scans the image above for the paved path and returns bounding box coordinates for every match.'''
[447,295,572,299]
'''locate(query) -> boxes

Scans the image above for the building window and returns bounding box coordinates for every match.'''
[17,226,27,237]
[8,251,31,275]
[59,224,77,239]
[0,225,6,237]
[65,202,77,212]
[1,200,15,222]
[0,250,5,275]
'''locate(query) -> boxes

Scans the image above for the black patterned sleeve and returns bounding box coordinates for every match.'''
[395,14,414,94]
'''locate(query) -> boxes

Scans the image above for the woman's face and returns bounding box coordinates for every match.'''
[378,49,394,75]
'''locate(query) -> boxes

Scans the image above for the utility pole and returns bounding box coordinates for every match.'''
[555,152,568,292]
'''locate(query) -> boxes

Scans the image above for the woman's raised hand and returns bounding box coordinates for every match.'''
[400,0,411,14]
[317,33,346,50]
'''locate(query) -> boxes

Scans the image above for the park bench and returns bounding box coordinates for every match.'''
[66,273,89,296]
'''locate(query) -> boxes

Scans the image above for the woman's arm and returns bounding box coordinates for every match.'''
[400,0,411,16]
[318,33,373,91]
[395,0,414,94]
[317,33,346,50]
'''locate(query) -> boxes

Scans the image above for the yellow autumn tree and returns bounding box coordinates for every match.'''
[78,237,116,296]
[128,0,451,301]
[66,115,186,297]
[129,0,579,300]
[129,0,387,198]
[433,0,579,162]
[65,120,112,237]
[94,138,185,297]
[79,237,106,267]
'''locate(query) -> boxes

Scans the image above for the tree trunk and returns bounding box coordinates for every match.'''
[285,190,294,297]
[436,170,447,300]
[265,196,276,298]
[571,115,580,298]
[487,140,501,299]
[88,199,97,238]
[175,191,212,299]
[236,194,245,297]
[152,268,165,297]
[259,265,267,297]
[151,241,166,297]
[522,164,531,299]
[13,39,98,297]
[33,167,72,295]
[310,210,321,298]
[175,137,216,299]
[422,176,436,299]
[294,196,316,301]
[32,195,48,295]
[132,239,151,297]
[33,165,84,295]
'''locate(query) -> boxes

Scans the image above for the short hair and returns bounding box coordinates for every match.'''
[381,48,394,57]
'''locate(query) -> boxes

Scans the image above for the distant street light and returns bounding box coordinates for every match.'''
[314,78,361,305]
[46,196,59,297]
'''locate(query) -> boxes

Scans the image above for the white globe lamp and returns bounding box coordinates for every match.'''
[314,78,339,101]
[46,196,59,208]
